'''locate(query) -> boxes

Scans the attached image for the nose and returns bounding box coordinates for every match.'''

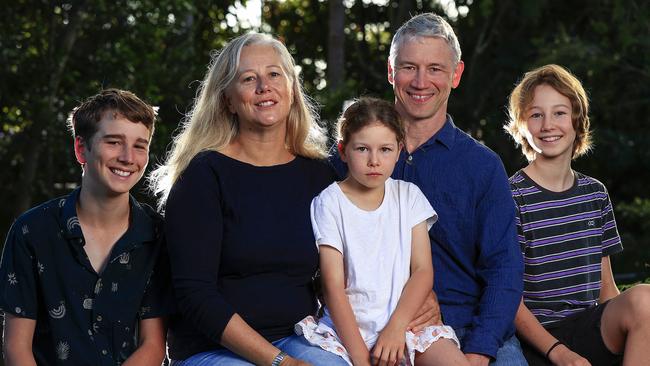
[368,151,380,167]
[256,76,270,94]
[411,69,427,89]
[540,114,552,131]
[118,146,134,164]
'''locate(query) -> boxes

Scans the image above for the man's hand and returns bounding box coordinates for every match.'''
[372,324,406,366]
[407,290,442,331]
[548,344,591,366]
[465,353,490,366]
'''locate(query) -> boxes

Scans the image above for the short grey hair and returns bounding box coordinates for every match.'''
[389,13,461,67]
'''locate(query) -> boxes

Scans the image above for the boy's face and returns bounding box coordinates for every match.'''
[524,84,576,161]
[339,122,401,192]
[75,112,151,198]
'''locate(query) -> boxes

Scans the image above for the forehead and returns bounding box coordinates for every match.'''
[238,43,285,70]
[395,36,454,65]
[348,122,398,142]
[529,84,571,106]
[95,112,151,140]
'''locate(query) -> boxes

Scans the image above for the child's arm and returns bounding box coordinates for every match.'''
[514,300,588,365]
[373,221,433,365]
[320,245,371,366]
[3,313,37,366]
[122,317,166,366]
[599,256,620,303]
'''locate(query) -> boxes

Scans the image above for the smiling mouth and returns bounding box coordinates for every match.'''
[256,100,277,107]
[111,168,133,177]
[540,136,562,142]
[407,92,433,102]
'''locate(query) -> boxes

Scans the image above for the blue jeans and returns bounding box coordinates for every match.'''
[455,328,528,366]
[171,334,348,366]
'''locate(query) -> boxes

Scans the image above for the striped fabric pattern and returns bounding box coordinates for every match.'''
[510,170,623,326]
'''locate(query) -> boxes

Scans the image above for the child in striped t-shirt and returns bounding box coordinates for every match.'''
[504,64,650,366]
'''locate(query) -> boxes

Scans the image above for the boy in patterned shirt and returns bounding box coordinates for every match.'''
[505,64,650,366]
[0,89,173,365]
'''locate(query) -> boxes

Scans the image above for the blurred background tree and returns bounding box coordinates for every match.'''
[2,0,648,285]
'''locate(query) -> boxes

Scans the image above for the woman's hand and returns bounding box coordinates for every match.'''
[371,324,406,366]
[280,355,313,366]
[548,344,591,366]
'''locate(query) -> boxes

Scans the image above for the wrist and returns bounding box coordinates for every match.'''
[272,350,288,366]
[545,340,563,360]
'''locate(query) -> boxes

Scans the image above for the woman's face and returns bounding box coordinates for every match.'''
[226,43,294,131]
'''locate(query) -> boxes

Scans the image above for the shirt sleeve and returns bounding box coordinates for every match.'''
[164,156,235,343]
[310,192,343,254]
[139,234,176,320]
[0,220,38,319]
[408,182,437,230]
[600,186,623,256]
[462,162,524,359]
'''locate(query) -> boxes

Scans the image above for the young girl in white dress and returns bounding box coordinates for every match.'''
[296,97,468,366]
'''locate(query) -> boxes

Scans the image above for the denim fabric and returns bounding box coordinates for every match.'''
[455,328,528,366]
[171,334,348,366]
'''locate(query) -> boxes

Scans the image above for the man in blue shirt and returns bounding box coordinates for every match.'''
[0,89,173,365]
[332,13,525,365]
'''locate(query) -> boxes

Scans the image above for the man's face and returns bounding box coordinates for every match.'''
[388,36,464,124]
[75,112,151,198]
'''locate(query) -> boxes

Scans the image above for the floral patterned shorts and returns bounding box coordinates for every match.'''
[295,315,460,366]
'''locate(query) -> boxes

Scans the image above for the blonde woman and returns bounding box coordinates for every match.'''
[150,33,347,366]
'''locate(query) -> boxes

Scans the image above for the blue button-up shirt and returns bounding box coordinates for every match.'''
[331,116,523,358]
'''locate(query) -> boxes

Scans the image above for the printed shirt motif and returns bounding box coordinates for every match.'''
[0,188,173,365]
[510,170,623,326]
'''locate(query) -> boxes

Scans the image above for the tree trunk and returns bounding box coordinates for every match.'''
[327,0,345,91]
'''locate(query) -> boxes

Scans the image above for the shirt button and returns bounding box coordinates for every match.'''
[96,315,102,321]
[407,155,413,162]
[102,349,108,355]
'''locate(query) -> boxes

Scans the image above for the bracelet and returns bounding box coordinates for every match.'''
[545,340,563,359]
[271,351,288,366]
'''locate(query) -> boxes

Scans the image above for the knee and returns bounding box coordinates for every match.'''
[621,284,650,321]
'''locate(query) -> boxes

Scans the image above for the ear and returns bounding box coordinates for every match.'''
[74,136,88,164]
[451,60,465,89]
[337,141,348,163]
[224,92,236,114]
[387,59,395,85]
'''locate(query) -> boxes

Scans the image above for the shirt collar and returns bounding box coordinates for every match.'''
[419,114,457,151]
[59,187,156,245]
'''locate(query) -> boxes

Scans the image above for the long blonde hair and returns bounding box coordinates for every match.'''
[149,33,327,208]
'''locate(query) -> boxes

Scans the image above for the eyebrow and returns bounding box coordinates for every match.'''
[239,65,283,73]
[102,134,150,145]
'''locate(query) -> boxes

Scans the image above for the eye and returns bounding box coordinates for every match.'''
[355,146,368,152]
[428,66,442,73]
[381,147,393,153]
[529,112,543,119]
[555,110,568,116]
[106,140,121,146]
[134,144,148,151]
[270,71,281,78]
[242,75,256,82]
[400,65,416,72]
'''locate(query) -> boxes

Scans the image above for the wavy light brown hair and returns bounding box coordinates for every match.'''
[505,64,592,161]
[337,97,405,147]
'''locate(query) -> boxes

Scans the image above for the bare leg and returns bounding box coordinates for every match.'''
[415,338,469,366]
[600,284,650,366]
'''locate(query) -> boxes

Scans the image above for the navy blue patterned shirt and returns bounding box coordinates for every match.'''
[0,188,174,365]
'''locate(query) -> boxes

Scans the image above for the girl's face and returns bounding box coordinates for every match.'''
[340,121,401,191]
[524,84,576,162]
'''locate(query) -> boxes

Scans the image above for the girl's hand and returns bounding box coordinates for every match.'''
[371,324,406,366]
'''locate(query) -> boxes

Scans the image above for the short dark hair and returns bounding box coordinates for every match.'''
[67,89,156,147]
[337,97,405,146]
